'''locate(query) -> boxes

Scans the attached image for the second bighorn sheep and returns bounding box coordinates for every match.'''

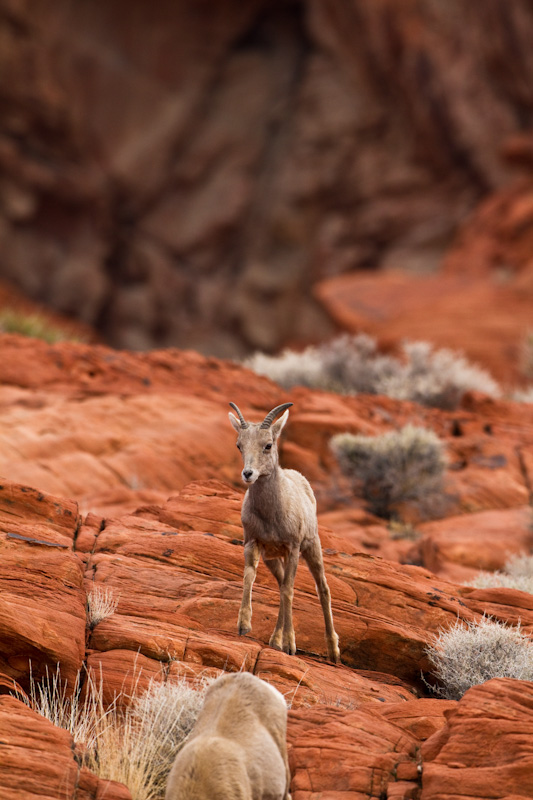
[228,402,340,663]
[165,672,291,800]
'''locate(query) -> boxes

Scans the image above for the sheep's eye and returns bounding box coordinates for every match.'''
[264,443,272,451]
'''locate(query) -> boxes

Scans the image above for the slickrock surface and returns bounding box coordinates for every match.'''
[1,335,533,797]
[422,678,533,799]
[0,695,131,800]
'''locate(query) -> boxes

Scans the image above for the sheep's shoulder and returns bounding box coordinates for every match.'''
[280,468,317,511]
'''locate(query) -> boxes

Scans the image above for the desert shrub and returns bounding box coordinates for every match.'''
[465,553,533,594]
[378,341,500,409]
[387,520,421,541]
[511,387,533,403]
[92,676,209,799]
[86,585,119,628]
[0,308,83,343]
[18,664,211,800]
[330,424,447,518]
[245,335,500,409]
[426,616,533,700]
[244,346,328,390]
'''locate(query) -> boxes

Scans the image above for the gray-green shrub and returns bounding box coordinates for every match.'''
[330,424,447,518]
[426,616,533,700]
[245,334,500,409]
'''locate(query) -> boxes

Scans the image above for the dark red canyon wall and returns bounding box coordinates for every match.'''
[1,0,533,354]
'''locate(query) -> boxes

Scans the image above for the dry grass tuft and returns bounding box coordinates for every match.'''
[86,585,120,628]
[16,663,212,800]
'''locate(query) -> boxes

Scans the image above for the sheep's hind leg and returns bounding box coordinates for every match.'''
[238,541,260,635]
[263,557,285,651]
[302,539,341,663]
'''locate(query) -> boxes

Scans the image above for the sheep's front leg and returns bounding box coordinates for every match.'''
[280,547,300,655]
[238,541,260,636]
[264,557,285,650]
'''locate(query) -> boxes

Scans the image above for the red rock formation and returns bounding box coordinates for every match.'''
[288,704,419,800]
[2,1,533,353]
[0,482,85,690]
[0,696,131,800]
[0,335,533,796]
[422,678,533,799]
[315,267,533,386]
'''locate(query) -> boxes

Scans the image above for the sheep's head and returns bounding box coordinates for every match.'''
[228,402,292,484]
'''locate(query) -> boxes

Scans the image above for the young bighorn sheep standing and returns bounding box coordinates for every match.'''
[165,672,291,800]
[228,402,340,663]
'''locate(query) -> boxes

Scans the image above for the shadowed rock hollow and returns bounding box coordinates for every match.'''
[0,335,533,798]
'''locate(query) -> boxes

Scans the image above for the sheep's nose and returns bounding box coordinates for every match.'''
[242,469,253,481]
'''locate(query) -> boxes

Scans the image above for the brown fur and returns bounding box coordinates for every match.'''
[165,673,291,800]
[229,403,340,662]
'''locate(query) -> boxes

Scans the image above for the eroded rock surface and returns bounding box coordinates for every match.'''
[0,336,532,797]
[422,678,533,799]
[0,696,131,800]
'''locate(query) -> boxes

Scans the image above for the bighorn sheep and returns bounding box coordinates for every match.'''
[228,402,340,663]
[165,672,291,800]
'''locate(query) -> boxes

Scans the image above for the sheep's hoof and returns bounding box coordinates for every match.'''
[282,638,296,656]
[328,635,341,664]
[238,622,252,636]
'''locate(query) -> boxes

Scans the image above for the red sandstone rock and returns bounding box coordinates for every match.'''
[421,678,533,799]
[0,338,533,796]
[81,480,486,689]
[288,704,419,800]
[315,268,533,386]
[413,506,533,583]
[0,695,131,800]
[0,482,86,690]
[380,698,456,742]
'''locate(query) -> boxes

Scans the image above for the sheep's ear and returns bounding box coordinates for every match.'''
[271,408,289,438]
[228,412,242,433]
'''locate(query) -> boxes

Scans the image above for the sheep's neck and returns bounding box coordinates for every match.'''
[248,466,282,518]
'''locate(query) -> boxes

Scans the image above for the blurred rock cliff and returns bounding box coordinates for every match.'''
[1,0,533,354]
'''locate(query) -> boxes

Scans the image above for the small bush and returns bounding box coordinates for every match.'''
[86,585,119,628]
[18,664,211,800]
[379,341,500,409]
[245,334,500,409]
[511,387,533,403]
[330,424,447,518]
[466,553,533,594]
[0,308,83,343]
[426,616,533,700]
[92,676,209,799]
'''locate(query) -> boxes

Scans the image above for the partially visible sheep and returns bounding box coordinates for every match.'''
[165,672,291,800]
